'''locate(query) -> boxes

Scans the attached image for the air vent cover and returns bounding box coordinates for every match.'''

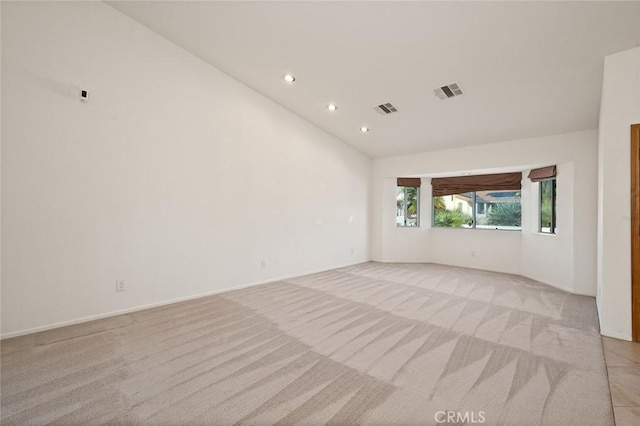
[434,83,463,100]
[376,102,398,114]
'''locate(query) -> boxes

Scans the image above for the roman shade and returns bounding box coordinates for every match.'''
[397,178,421,187]
[527,165,557,182]
[431,172,522,197]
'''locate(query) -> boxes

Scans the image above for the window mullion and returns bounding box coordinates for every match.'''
[472,192,477,229]
[539,182,543,233]
[552,180,557,233]
[403,188,408,226]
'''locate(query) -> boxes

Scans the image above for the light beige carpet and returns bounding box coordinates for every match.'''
[1,262,613,425]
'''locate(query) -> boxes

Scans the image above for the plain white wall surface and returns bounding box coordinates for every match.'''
[520,162,576,293]
[597,47,640,341]
[372,129,598,295]
[1,2,371,337]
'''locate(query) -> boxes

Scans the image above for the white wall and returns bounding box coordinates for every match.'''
[0,3,3,336]
[520,162,576,292]
[0,2,371,337]
[372,129,599,295]
[597,47,640,341]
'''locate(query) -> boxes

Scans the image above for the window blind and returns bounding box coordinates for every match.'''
[527,166,557,182]
[397,178,421,187]
[431,172,521,197]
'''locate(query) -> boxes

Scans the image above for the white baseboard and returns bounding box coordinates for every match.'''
[600,329,633,341]
[377,259,594,296]
[519,275,596,297]
[1,260,370,340]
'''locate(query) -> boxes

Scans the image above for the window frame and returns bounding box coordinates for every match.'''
[396,186,420,227]
[432,190,522,231]
[539,178,556,234]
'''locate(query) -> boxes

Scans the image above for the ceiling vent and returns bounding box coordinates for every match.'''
[376,102,398,114]
[434,83,463,100]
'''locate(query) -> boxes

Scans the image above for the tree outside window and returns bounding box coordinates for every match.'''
[433,190,521,230]
[397,186,420,227]
[540,179,556,233]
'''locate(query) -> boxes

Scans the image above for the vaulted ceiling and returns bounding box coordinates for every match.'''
[109,1,640,158]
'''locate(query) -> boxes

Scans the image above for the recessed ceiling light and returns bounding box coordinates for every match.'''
[360,126,369,133]
[327,104,337,111]
[283,74,295,83]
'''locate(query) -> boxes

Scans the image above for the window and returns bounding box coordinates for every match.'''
[396,177,421,227]
[527,166,557,234]
[540,179,556,233]
[433,190,521,230]
[433,192,473,228]
[397,186,420,227]
[431,172,522,230]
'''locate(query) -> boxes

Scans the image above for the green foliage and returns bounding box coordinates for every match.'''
[540,180,554,229]
[487,202,521,226]
[406,187,418,216]
[540,200,552,228]
[434,209,472,228]
[433,196,471,227]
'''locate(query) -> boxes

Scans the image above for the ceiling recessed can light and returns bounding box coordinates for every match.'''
[327,104,337,111]
[283,74,295,83]
[360,126,369,133]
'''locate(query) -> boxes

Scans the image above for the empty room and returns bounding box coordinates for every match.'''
[2,1,640,425]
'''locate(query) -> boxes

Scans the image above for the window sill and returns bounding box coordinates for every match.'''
[431,226,521,232]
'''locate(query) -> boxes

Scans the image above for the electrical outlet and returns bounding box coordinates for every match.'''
[471,251,476,257]
[260,260,267,269]
[116,280,126,292]
[350,248,355,254]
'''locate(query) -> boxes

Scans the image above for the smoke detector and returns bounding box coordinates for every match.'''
[376,102,398,115]
[434,83,463,100]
